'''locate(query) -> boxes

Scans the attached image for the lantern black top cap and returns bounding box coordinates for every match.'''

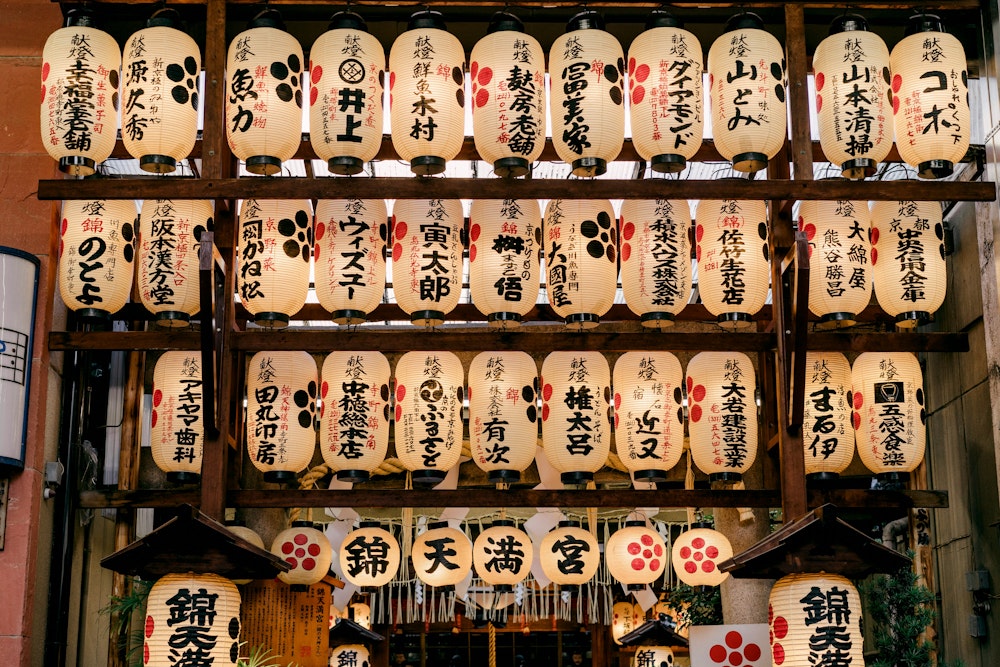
[725,11,765,32]
[828,13,869,35]
[645,9,683,30]
[487,11,525,34]
[567,10,605,32]
[291,519,314,528]
[409,10,446,31]
[624,519,646,528]
[65,6,99,28]
[558,520,582,528]
[329,11,368,33]
[248,8,286,30]
[359,520,382,529]
[427,520,450,530]
[905,13,946,36]
[147,7,184,29]
[492,519,516,528]
[691,521,713,530]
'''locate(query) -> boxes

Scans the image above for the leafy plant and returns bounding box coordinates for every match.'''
[659,584,722,628]
[100,578,151,667]
[236,643,303,667]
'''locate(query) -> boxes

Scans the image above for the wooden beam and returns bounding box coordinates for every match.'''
[785,4,814,182]
[200,0,228,181]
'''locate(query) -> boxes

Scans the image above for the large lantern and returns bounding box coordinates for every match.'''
[331,646,370,667]
[671,525,732,587]
[611,601,644,645]
[890,15,970,179]
[58,199,137,320]
[708,13,786,173]
[813,15,893,179]
[389,11,466,175]
[314,199,387,325]
[619,199,693,329]
[150,351,204,483]
[320,351,391,482]
[548,11,625,177]
[686,351,758,482]
[340,521,400,589]
[541,351,611,485]
[246,350,318,483]
[539,520,600,589]
[472,520,533,592]
[393,351,464,485]
[391,199,464,327]
[769,574,864,667]
[543,199,618,330]
[146,573,241,667]
[606,520,667,591]
[225,10,303,175]
[237,199,312,328]
[629,11,704,173]
[803,352,854,479]
[272,521,334,589]
[411,521,474,589]
[41,8,120,176]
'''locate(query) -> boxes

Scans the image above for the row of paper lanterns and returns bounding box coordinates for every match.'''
[42,7,968,179]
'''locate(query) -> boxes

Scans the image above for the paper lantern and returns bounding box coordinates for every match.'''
[138,199,214,327]
[121,10,200,173]
[388,11,466,175]
[391,199,464,327]
[472,520,533,592]
[851,352,926,482]
[411,521,474,589]
[225,522,265,585]
[613,352,685,482]
[468,351,538,483]
[803,352,854,479]
[708,13,787,173]
[272,521,333,589]
[468,199,542,327]
[619,199,693,329]
[634,648,675,667]
[686,351,758,482]
[331,645,370,667]
[652,599,689,639]
[606,520,667,591]
[58,199,137,320]
[41,8,120,176]
[320,351,391,482]
[548,11,625,177]
[246,351,318,483]
[470,13,546,177]
[671,525,732,587]
[145,573,241,667]
[629,12,703,173]
[150,351,204,483]
[798,198,872,329]
[237,199,312,328]
[813,15,893,179]
[540,351,611,485]
[314,199,387,325]
[539,520,600,589]
[348,602,371,629]
[340,521,400,589]
[393,351,464,484]
[225,10,303,175]
[543,199,618,330]
[769,573,864,667]
[694,198,770,329]
[611,601,644,645]
[890,15,970,179]
[870,199,946,328]
[0,249,39,472]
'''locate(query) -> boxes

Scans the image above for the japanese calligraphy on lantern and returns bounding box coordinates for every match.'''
[539,522,600,586]
[314,199,387,324]
[803,352,854,477]
[146,573,242,667]
[150,352,204,481]
[768,574,863,667]
[412,521,473,588]
[339,523,400,587]
[473,521,533,589]
[469,199,541,326]
[320,351,390,482]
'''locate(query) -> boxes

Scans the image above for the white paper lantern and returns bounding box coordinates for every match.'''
[539,521,600,589]
[272,521,334,589]
[145,573,241,667]
[634,647,675,667]
[340,521,400,589]
[314,199,387,325]
[331,645,370,667]
[611,600,644,645]
[150,351,204,483]
[473,520,533,591]
[769,573,864,667]
[671,525,733,587]
[803,352,854,479]
[348,602,371,629]
[226,523,265,585]
[411,521,474,589]
[606,521,667,591]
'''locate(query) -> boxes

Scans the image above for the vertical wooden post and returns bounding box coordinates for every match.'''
[784,4,814,182]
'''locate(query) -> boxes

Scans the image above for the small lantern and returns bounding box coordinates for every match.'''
[548,11,625,177]
[619,199,693,329]
[146,574,241,666]
[246,350,318,483]
[671,525,732,587]
[708,13,787,173]
[41,8,120,176]
[468,199,542,327]
[470,13,546,177]
[393,351,464,485]
[813,15,893,179]
[541,351,611,485]
[237,199,312,328]
[769,573,864,667]
[870,199,946,328]
[543,200,618,330]
[150,351,204,483]
[389,11,466,175]
[694,198,770,329]
[58,199,137,321]
[468,351,538,484]
[611,601,644,645]
[472,520,533,592]
[606,520,667,591]
[225,10,303,175]
[0,248,39,472]
[391,199,464,327]
[309,12,384,175]
[634,648,675,667]
[340,521,400,589]
[331,645,370,667]
[320,351,390,482]
[890,15,970,179]
[686,351,758,482]
[226,522,265,585]
[314,199,387,325]
[272,521,334,590]
[348,601,372,629]
[539,520,600,590]
[652,599,689,639]
[803,352,854,479]
[411,521,474,589]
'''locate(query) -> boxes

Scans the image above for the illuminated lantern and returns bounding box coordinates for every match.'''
[225,522,265,585]
[890,15,970,179]
[769,574,864,667]
[237,199,312,328]
[146,573,240,667]
[348,602,371,629]
[629,11,703,173]
[472,520,533,592]
[309,12,384,175]
[803,352,854,479]
[671,525,732,587]
[58,199,137,320]
[225,10,303,175]
[813,15,893,179]
[138,199,214,327]
[272,521,334,589]
[320,351,390,482]
[611,601,644,645]
[150,351,204,483]
[851,352,925,483]
[470,13,546,177]
[331,645,369,667]
[606,521,667,591]
[391,199,464,327]
[468,351,538,483]
[539,521,600,589]
[393,351,464,485]
[548,11,624,177]
[468,199,542,327]
[340,521,400,589]
[245,351,318,483]
[543,200,618,330]
[708,13,786,173]
[634,648,675,667]
[389,11,466,175]
[694,198,770,329]
[540,351,611,485]
[870,199,946,328]
[686,351,758,482]
[41,8,120,176]
[619,199,693,329]
[314,199,387,325]
[411,521,474,589]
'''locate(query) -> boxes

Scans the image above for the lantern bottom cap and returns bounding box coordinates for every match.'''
[816,312,857,329]
[806,471,841,482]
[336,469,371,482]
[493,157,531,178]
[167,471,201,484]
[895,311,932,328]
[841,157,877,180]
[411,469,448,484]
[411,156,447,176]
[427,584,455,592]
[626,584,646,591]
[140,154,178,174]
[263,470,297,483]
[650,153,687,174]
[58,155,96,177]
[640,312,676,329]
[488,312,522,328]
[362,586,381,594]
[154,310,192,328]
[492,584,514,592]
[717,312,754,330]
[411,310,445,327]
[253,312,290,328]
[731,151,769,174]
[557,584,578,592]
[918,159,954,179]
[565,313,600,330]
[332,309,368,325]
[633,469,669,482]
[488,469,521,484]
[570,157,607,178]
[75,308,111,322]
[328,156,365,175]
[245,155,283,176]
[875,471,909,485]
[709,472,743,483]
[561,471,594,485]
